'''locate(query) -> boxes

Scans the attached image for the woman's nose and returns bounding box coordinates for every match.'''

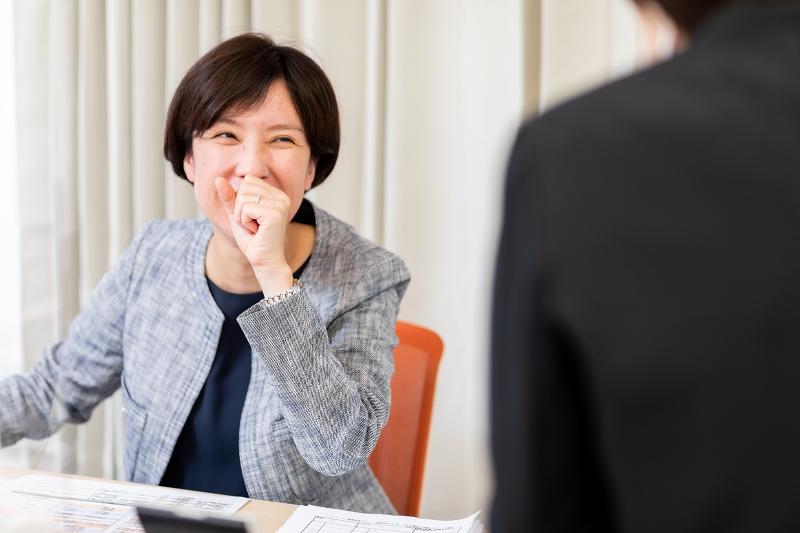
[234,143,269,178]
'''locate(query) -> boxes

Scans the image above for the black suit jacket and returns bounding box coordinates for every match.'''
[491,4,800,532]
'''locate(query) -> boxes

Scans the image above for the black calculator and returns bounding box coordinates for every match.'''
[136,506,252,533]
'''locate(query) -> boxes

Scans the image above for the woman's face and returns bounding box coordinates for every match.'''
[183,78,316,241]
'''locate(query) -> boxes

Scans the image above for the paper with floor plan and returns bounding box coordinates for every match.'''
[277,504,483,533]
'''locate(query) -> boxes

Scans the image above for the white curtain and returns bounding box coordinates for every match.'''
[2,0,643,519]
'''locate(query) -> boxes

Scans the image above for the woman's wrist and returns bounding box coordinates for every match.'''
[255,264,294,297]
[262,278,303,306]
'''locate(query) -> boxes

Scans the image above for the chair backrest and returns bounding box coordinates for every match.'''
[368,321,444,517]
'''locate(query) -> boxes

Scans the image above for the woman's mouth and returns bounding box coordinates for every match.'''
[228,176,243,191]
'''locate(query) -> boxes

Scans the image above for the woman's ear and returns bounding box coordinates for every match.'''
[304,158,317,191]
[183,153,196,184]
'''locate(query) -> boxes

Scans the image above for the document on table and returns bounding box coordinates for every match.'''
[0,474,248,533]
[277,505,483,533]
[0,491,143,532]
[8,474,247,513]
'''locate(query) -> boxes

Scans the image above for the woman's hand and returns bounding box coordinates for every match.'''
[215,175,294,295]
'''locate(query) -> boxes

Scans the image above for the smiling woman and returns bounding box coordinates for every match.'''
[0,33,410,513]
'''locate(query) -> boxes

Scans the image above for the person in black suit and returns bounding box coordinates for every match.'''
[491,1,800,531]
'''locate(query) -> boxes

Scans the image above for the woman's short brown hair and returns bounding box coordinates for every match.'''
[636,0,798,32]
[164,33,340,189]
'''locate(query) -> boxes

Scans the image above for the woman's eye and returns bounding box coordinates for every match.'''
[273,136,295,144]
[213,131,237,140]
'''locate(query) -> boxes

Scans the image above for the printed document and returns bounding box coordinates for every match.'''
[278,505,483,533]
[0,474,248,532]
[0,491,142,532]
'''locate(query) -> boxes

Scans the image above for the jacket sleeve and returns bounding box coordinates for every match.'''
[0,222,152,447]
[237,255,410,477]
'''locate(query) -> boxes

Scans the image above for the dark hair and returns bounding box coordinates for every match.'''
[635,0,798,32]
[164,33,340,189]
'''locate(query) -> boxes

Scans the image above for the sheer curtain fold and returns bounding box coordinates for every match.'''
[360,0,386,243]
[222,0,250,39]
[198,0,222,53]
[302,1,371,232]
[0,0,23,384]
[165,0,199,220]
[107,0,133,259]
[131,1,166,229]
[106,0,139,478]
[77,0,109,478]
[103,0,132,475]
[79,0,109,299]
[250,0,298,41]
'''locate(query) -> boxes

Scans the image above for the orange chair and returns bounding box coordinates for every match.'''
[369,321,444,516]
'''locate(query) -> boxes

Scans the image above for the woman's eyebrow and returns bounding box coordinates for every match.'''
[267,124,305,133]
[214,117,241,127]
[212,118,304,134]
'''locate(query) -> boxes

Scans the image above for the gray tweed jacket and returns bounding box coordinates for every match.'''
[0,202,410,513]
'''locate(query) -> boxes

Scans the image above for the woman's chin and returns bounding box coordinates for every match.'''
[209,217,236,244]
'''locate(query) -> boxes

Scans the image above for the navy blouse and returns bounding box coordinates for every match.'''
[160,200,314,496]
